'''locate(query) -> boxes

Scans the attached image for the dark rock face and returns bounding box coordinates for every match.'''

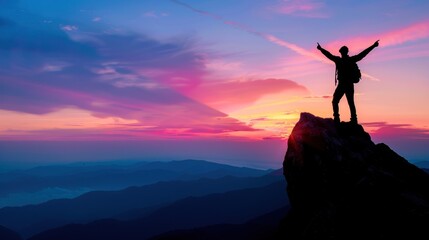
[282,113,429,240]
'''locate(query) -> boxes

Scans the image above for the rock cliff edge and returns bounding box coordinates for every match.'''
[281,113,429,239]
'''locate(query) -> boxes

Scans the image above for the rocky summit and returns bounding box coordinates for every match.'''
[281,113,429,240]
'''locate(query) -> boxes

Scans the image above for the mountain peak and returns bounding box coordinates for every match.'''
[281,112,429,240]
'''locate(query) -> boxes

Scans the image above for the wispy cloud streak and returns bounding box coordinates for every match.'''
[327,20,429,50]
[170,0,380,81]
[270,0,328,18]
[171,0,325,62]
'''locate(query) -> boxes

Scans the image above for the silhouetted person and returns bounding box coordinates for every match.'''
[317,40,379,124]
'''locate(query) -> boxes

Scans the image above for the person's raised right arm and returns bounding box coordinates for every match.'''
[317,42,336,62]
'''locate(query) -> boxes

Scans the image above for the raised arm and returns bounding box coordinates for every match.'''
[317,42,337,62]
[353,40,379,62]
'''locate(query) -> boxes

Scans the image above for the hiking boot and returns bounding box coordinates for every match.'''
[334,116,340,124]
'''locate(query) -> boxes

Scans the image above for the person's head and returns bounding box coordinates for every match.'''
[339,46,349,56]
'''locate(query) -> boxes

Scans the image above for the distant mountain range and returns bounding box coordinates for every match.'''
[1,175,282,237]
[0,160,280,238]
[151,206,289,240]
[0,159,270,207]
[28,180,288,240]
[0,225,21,240]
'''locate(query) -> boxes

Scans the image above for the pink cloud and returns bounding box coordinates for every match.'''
[362,122,429,160]
[3,71,261,134]
[367,41,429,62]
[187,78,308,110]
[1,19,272,141]
[376,20,429,47]
[1,75,267,140]
[363,122,429,140]
[0,116,263,141]
[325,20,429,53]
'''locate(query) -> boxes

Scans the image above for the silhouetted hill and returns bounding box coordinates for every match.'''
[281,113,429,240]
[267,168,283,176]
[0,225,21,240]
[0,174,280,238]
[28,181,288,240]
[150,207,288,240]
[0,159,269,207]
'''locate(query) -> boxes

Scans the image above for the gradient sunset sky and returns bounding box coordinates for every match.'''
[1,0,428,168]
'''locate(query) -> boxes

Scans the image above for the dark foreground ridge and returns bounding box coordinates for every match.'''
[281,113,429,239]
[0,225,22,240]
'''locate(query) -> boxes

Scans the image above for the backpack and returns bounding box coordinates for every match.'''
[335,60,361,85]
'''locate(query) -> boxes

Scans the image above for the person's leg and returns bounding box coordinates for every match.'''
[332,86,345,123]
[345,86,357,124]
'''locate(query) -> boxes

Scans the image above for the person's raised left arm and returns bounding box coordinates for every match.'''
[353,40,379,62]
